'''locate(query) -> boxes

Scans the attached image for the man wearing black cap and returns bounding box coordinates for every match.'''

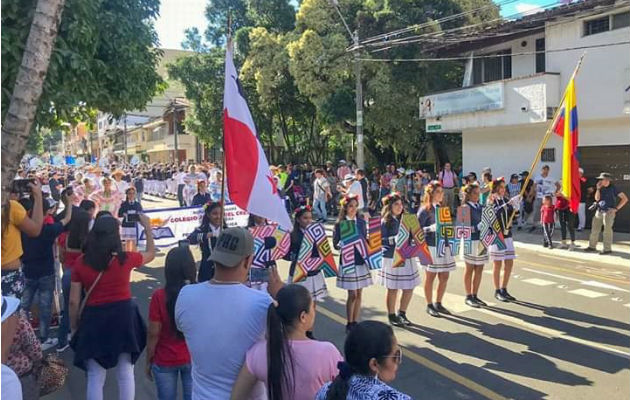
[585,173,628,254]
[175,227,283,399]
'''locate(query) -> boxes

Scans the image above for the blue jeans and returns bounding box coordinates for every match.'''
[21,274,55,341]
[57,268,72,347]
[313,198,327,221]
[152,363,192,400]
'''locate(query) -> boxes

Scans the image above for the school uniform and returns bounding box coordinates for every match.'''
[285,228,328,301]
[462,202,489,266]
[375,218,421,290]
[332,217,373,290]
[489,197,516,261]
[187,223,221,282]
[417,206,456,273]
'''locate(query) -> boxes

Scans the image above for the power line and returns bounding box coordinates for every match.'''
[357,41,630,62]
[359,0,523,45]
[365,1,621,54]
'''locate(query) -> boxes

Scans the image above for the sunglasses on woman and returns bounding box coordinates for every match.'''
[381,348,403,365]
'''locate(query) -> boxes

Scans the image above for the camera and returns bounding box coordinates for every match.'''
[588,202,598,211]
[11,179,36,194]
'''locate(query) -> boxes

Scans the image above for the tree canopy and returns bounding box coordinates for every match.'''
[171,0,499,166]
[1,0,165,146]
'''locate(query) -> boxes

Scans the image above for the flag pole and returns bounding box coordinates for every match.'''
[219,13,232,231]
[506,52,586,229]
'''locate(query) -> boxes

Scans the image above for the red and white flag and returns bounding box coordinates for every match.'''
[223,41,292,230]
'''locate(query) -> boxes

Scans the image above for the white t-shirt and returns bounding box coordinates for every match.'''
[535,174,556,199]
[175,282,273,400]
[347,181,365,209]
[313,177,330,201]
[2,364,22,400]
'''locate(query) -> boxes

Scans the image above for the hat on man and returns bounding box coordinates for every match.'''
[343,173,355,182]
[596,172,612,180]
[1,296,20,323]
[339,160,346,165]
[396,167,405,174]
[208,227,255,267]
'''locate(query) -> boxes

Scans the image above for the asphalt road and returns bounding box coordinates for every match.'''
[50,195,630,400]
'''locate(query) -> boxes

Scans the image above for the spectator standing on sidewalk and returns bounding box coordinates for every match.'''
[313,169,332,223]
[585,173,628,255]
[530,165,556,232]
[146,247,196,400]
[438,162,458,214]
[175,227,284,400]
[555,183,576,250]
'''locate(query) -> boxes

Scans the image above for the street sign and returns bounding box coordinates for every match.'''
[427,124,442,132]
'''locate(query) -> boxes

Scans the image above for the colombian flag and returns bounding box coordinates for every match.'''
[552,78,580,213]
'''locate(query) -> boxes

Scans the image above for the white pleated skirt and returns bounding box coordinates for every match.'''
[461,240,489,266]
[424,246,457,273]
[336,263,373,291]
[297,272,328,302]
[375,258,421,290]
[489,237,516,262]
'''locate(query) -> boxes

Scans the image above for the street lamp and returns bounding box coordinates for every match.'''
[329,0,364,170]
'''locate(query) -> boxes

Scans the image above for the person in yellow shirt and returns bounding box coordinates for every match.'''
[1,180,45,298]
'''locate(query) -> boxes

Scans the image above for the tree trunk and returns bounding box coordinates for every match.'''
[1,0,66,203]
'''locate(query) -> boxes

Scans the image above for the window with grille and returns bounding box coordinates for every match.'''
[584,16,610,35]
[472,49,512,84]
[541,148,555,162]
[535,38,545,73]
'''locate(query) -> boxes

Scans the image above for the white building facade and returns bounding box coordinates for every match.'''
[420,0,630,230]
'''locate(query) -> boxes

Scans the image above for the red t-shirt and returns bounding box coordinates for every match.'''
[58,232,81,270]
[540,205,555,224]
[555,194,569,211]
[148,288,191,366]
[71,251,143,306]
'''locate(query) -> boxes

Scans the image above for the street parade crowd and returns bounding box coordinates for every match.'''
[1,156,627,400]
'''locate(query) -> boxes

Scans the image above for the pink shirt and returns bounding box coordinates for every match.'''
[245,339,343,400]
[440,170,456,188]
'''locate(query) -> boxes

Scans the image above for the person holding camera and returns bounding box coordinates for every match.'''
[585,173,628,255]
[2,180,44,299]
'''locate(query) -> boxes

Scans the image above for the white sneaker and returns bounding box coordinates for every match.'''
[41,338,58,351]
[568,243,575,251]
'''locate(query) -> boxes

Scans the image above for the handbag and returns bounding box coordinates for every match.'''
[38,353,68,396]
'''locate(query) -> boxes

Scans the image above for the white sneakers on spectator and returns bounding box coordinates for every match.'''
[41,338,58,351]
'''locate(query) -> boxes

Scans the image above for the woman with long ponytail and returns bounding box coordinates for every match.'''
[316,320,411,400]
[146,246,196,400]
[231,285,342,400]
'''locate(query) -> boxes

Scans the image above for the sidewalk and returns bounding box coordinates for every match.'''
[511,227,630,267]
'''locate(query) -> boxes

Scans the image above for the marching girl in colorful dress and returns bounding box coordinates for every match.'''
[376,193,421,327]
[187,202,224,282]
[489,178,521,302]
[333,194,373,332]
[247,214,276,292]
[89,176,123,217]
[417,181,456,317]
[461,183,489,308]
[285,206,328,302]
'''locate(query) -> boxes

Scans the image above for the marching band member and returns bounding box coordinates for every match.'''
[417,181,456,317]
[460,183,489,308]
[333,194,373,333]
[376,193,421,327]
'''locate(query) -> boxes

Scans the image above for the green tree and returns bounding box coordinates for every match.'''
[2,0,165,129]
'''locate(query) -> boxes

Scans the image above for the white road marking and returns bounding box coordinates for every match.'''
[522,278,556,286]
[568,288,608,298]
[557,285,569,289]
[611,297,624,302]
[624,304,630,308]
[522,267,630,293]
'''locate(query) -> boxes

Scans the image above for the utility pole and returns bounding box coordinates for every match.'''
[173,106,179,164]
[123,113,128,161]
[330,0,364,169]
[353,30,364,170]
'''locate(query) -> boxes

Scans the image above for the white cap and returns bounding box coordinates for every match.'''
[339,160,346,164]
[343,173,355,181]
[396,167,406,174]
[1,296,20,323]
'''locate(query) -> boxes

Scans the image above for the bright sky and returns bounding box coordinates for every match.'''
[154,0,554,50]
